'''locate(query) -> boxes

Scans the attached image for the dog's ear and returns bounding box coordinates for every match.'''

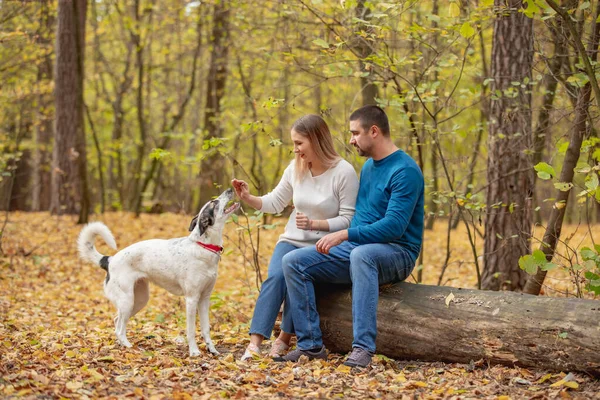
[188,215,199,232]
[196,202,216,236]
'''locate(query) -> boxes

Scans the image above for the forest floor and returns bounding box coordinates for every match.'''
[1,211,599,399]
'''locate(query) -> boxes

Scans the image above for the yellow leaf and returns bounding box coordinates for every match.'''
[173,392,193,400]
[554,202,566,209]
[336,364,351,374]
[563,381,579,389]
[449,2,460,17]
[86,368,104,381]
[550,379,566,387]
[222,361,239,371]
[65,350,76,358]
[394,372,407,382]
[497,396,511,400]
[537,373,553,383]
[414,381,428,387]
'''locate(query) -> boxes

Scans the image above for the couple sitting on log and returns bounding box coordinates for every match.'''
[232,105,424,368]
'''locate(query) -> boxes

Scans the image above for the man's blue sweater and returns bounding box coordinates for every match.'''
[347,150,424,262]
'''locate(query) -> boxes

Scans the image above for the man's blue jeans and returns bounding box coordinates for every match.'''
[249,241,299,339]
[282,241,415,353]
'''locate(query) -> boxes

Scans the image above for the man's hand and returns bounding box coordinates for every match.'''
[316,230,348,254]
[296,212,311,230]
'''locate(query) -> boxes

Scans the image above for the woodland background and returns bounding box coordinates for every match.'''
[2,0,600,294]
[1,0,600,397]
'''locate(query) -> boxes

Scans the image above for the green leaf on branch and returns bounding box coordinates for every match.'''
[585,172,599,191]
[533,249,547,264]
[540,262,558,271]
[566,73,590,88]
[149,148,171,161]
[459,22,475,38]
[534,162,555,180]
[553,182,573,192]
[312,38,330,49]
[202,137,224,150]
[519,254,539,275]
[585,272,600,295]
[522,0,541,18]
[580,247,597,261]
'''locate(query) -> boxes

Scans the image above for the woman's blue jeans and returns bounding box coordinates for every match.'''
[249,241,299,339]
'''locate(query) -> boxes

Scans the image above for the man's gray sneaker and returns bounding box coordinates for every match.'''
[273,346,327,362]
[343,347,373,368]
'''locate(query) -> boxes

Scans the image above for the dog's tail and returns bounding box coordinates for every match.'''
[77,222,117,270]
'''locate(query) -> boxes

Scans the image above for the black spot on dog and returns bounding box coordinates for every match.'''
[100,256,110,283]
[193,200,217,237]
[188,215,199,232]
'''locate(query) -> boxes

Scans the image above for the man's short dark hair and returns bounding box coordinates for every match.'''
[349,105,390,137]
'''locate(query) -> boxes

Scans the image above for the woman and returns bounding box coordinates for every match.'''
[232,114,359,360]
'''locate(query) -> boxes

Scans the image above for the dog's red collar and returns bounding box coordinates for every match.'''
[196,241,223,255]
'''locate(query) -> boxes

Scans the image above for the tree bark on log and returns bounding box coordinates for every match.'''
[317,282,600,376]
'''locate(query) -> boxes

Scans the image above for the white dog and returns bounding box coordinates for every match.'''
[77,188,239,356]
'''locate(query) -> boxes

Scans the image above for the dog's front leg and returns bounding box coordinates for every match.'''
[198,294,219,355]
[185,296,201,357]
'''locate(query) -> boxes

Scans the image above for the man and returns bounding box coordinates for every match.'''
[275,105,424,368]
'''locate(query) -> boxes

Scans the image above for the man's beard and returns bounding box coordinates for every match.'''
[354,145,367,157]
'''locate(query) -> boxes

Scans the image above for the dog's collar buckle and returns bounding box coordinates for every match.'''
[196,241,223,255]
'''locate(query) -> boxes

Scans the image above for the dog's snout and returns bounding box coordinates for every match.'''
[225,188,233,195]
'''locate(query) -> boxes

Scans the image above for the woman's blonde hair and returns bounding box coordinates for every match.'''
[292,114,341,181]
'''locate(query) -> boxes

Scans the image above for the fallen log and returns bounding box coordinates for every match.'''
[317,282,600,376]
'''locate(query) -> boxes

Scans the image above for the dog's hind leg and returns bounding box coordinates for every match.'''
[185,296,201,357]
[115,302,134,348]
[109,283,135,348]
[105,280,132,348]
[198,291,219,355]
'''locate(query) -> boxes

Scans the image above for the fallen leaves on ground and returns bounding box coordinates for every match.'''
[1,212,599,399]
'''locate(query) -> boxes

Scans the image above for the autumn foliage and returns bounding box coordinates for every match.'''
[1,212,599,398]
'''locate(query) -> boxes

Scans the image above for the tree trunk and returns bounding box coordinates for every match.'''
[197,0,230,208]
[51,0,90,222]
[354,0,378,106]
[482,0,534,291]
[318,282,600,376]
[531,2,574,224]
[129,0,148,211]
[32,0,54,212]
[523,4,600,295]
[424,0,440,232]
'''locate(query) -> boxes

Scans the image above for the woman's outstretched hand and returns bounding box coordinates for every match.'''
[231,179,250,201]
